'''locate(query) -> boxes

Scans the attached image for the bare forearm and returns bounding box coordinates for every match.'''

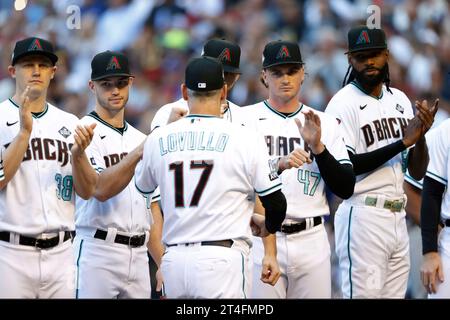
[262,233,277,257]
[72,153,98,199]
[408,137,429,180]
[94,148,142,201]
[0,131,30,190]
[148,202,164,267]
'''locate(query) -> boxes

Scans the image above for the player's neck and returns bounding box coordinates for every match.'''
[354,80,383,98]
[11,92,47,113]
[95,106,125,128]
[267,97,301,113]
[189,101,221,117]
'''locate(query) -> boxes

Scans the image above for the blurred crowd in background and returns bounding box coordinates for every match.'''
[1,0,450,299]
[0,0,449,134]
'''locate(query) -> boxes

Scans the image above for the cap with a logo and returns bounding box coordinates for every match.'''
[346,26,387,54]
[262,40,303,69]
[202,39,241,74]
[91,50,132,81]
[12,37,58,66]
[185,56,224,92]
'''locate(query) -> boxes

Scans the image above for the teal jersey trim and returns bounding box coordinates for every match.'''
[87,112,128,136]
[75,239,84,298]
[426,171,448,185]
[134,180,156,195]
[347,207,354,299]
[346,145,356,154]
[255,183,282,196]
[338,159,353,166]
[263,100,304,119]
[241,253,246,298]
[9,98,49,118]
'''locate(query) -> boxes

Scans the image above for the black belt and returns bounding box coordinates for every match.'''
[167,239,233,248]
[94,229,146,247]
[0,231,75,249]
[281,217,323,234]
[444,220,450,227]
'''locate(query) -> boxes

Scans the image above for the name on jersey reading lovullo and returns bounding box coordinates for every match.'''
[159,130,229,155]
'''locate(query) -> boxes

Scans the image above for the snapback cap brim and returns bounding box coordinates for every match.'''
[345,45,387,54]
[263,60,304,69]
[91,73,134,81]
[12,51,58,66]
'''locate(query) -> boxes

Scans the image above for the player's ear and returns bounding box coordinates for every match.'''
[88,80,95,92]
[181,84,188,101]
[260,70,268,88]
[50,66,57,79]
[8,65,16,78]
[128,76,134,87]
[300,65,305,85]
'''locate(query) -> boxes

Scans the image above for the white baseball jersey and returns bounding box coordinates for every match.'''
[150,98,243,131]
[327,83,412,298]
[135,115,282,245]
[425,118,450,219]
[75,112,153,233]
[240,101,351,219]
[326,82,414,199]
[0,98,78,235]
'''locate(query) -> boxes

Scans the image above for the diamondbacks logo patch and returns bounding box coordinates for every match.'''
[276,45,290,59]
[106,56,121,70]
[28,38,43,51]
[356,30,370,45]
[396,104,404,114]
[58,126,71,138]
[218,48,231,62]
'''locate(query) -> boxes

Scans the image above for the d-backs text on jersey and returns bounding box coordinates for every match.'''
[265,135,315,160]
[361,117,409,147]
[4,138,72,166]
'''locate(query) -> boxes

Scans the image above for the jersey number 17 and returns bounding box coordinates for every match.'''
[169,160,214,207]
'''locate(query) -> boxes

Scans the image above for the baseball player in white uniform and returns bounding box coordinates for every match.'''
[420,119,450,297]
[135,57,287,298]
[241,40,355,298]
[325,26,437,298]
[150,39,243,131]
[151,39,282,294]
[0,37,84,298]
[71,51,163,298]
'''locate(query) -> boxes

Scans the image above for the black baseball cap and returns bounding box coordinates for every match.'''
[262,40,303,69]
[185,56,224,92]
[91,50,132,81]
[202,39,241,74]
[11,37,58,66]
[346,26,387,54]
